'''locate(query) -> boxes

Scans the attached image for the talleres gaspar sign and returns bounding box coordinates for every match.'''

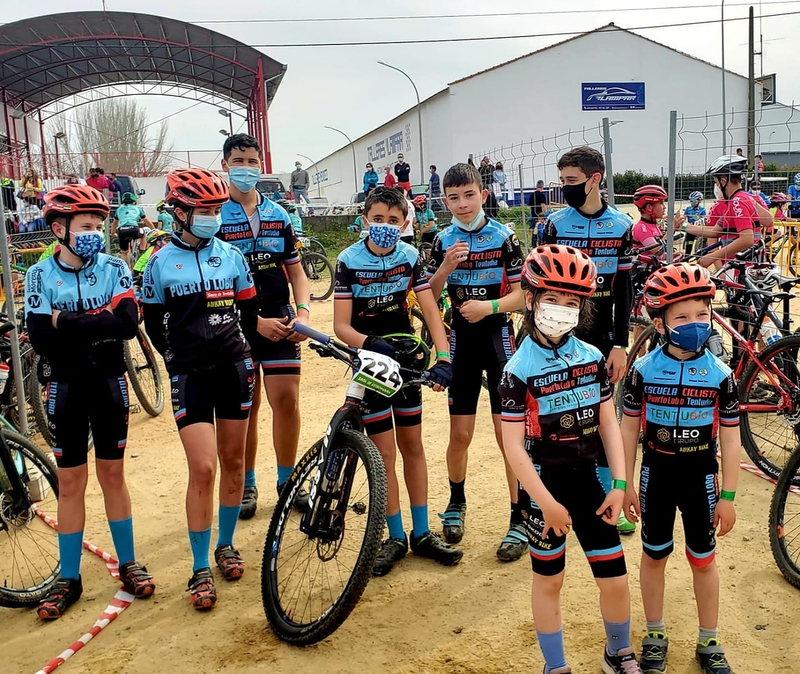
[582,83,645,111]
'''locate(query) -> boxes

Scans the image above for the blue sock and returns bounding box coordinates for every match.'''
[217,504,241,548]
[108,517,135,566]
[188,527,211,572]
[537,628,568,672]
[58,530,84,580]
[596,465,612,494]
[386,511,405,540]
[410,505,429,538]
[245,469,257,488]
[277,465,293,486]
[604,618,631,655]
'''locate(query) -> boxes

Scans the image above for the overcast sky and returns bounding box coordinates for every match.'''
[6,1,800,172]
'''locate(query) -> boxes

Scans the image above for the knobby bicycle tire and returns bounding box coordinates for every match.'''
[124,329,164,417]
[308,239,328,260]
[303,252,334,301]
[262,430,387,645]
[739,334,800,483]
[28,353,53,447]
[769,441,800,588]
[0,431,60,607]
[614,322,663,422]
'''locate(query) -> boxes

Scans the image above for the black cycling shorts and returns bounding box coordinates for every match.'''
[47,376,130,469]
[449,320,515,416]
[640,456,719,567]
[118,227,142,253]
[421,231,437,246]
[171,358,256,430]
[249,332,301,377]
[362,385,422,436]
[519,461,627,579]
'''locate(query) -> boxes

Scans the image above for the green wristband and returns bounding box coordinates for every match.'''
[435,350,450,361]
[612,479,627,491]
[491,299,500,314]
[719,490,736,502]
[296,303,310,313]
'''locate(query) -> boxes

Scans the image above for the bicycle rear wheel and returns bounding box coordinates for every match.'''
[769,441,800,588]
[262,430,387,645]
[739,334,800,483]
[125,328,164,417]
[308,238,328,260]
[27,353,54,447]
[303,252,334,301]
[0,432,60,607]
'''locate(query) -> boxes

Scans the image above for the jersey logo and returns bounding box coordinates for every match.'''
[176,264,183,270]
[144,286,155,300]
[86,273,97,286]
[560,414,574,428]
[656,428,670,442]
[119,276,133,289]
[208,256,222,268]
[56,280,63,286]
[28,295,42,308]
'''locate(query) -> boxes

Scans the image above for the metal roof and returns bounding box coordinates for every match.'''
[0,11,286,113]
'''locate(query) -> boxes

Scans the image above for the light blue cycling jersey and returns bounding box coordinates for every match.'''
[114,204,145,229]
[684,204,707,224]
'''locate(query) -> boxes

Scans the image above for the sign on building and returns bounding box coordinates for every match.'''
[582,83,645,111]
[367,129,406,163]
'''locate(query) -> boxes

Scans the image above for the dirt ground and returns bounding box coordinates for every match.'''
[3,299,800,674]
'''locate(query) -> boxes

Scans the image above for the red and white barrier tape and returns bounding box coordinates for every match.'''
[738,459,800,494]
[33,509,131,674]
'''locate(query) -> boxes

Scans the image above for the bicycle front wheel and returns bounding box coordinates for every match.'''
[262,430,387,645]
[308,238,328,260]
[769,441,800,588]
[27,353,54,447]
[0,432,60,607]
[614,323,664,422]
[125,328,164,416]
[303,252,334,301]
[739,334,800,483]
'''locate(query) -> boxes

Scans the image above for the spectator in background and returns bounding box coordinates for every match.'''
[394,154,412,193]
[736,148,744,157]
[749,180,769,207]
[363,162,379,195]
[384,165,397,188]
[1,174,15,214]
[290,161,311,210]
[527,180,549,246]
[493,162,507,197]
[86,168,106,192]
[399,187,415,244]
[21,168,43,202]
[109,172,124,203]
[755,154,765,173]
[479,156,499,218]
[428,165,441,210]
[156,201,174,233]
[20,196,42,232]
[66,174,81,185]
[96,169,113,197]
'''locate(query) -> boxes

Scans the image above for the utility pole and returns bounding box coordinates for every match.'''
[747,5,756,170]
[721,0,727,153]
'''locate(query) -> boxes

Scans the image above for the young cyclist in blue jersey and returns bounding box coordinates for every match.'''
[218,134,312,520]
[683,192,706,255]
[142,168,259,611]
[541,147,636,534]
[789,173,800,219]
[500,245,640,674]
[427,163,526,562]
[334,186,461,576]
[413,194,438,245]
[111,192,153,267]
[27,184,155,619]
[621,263,739,674]
[156,201,174,233]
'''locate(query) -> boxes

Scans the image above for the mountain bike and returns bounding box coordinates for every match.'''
[769,438,800,588]
[0,322,60,608]
[124,325,164,417]
[298,241,334,301]
[296,235,327,262]
[262,323,431,645]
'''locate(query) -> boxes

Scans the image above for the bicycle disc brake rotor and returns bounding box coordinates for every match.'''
[316,509,345,561]
[0,490,34,529]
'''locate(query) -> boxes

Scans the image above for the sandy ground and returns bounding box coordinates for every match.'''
[3,299,800,674]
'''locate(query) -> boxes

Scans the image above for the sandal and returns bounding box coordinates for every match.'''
[214,544,245,581]
[187,567,216,610]
[119,560,156,598]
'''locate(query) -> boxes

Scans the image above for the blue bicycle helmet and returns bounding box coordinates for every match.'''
[689,191,703,203]
[794,173,800,186]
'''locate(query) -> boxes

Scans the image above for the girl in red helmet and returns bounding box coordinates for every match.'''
[631,185,685,260]
[26,184,155,619]
[142,168,260,611]
[499,245,641,674]
[620,263,738,673]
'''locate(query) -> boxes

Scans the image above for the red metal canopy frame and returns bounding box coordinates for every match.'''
[0,11,286,175]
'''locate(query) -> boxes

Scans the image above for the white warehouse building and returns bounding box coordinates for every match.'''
[306,24,796,205]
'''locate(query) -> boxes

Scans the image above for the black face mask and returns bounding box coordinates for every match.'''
[562,180,591,209]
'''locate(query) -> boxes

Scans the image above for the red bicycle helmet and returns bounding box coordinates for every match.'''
[42,184,110,224]
[633,184,668,209]
[522,244,597,297]
[770,192,789,204]
[643,262,715,310]
[166,168,229,208]
[412,195,427,206]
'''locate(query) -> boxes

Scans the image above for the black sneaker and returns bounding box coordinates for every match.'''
[602,646,642,674]
[37,576,83,620]
[640,633,668,673]
[696,639,732,674]
[410,531,463,566]
[239,485,258,520]
[276,481,310,514]
[496,523,527,562]
[373,536,408,577]
[438,503,466,544]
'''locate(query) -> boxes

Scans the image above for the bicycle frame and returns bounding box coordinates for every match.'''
[0,430,33,518]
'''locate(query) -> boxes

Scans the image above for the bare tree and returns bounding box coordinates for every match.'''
[46,99,174,178]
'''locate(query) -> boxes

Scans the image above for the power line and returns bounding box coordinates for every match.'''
[192,0,800,24]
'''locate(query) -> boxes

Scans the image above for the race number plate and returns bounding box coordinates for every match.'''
[353,350,403,397]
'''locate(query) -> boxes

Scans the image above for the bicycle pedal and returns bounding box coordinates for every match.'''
[130,404,142,414]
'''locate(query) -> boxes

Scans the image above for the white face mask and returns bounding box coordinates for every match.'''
[534,303,580,340]
[714,183,724,201]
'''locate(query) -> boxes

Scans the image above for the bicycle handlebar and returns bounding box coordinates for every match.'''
[291,321,331,345]
[0,322,16,337]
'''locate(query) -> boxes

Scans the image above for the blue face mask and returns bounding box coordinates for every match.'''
[452,208,486,232]
[190,214,222,239]
[71,231,105,261]
[229,166,261,193]
[368,222,401,249]
[666,321,712,352]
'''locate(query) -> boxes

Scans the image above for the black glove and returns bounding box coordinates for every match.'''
[425,360,453,388]
[362,335,396,359]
